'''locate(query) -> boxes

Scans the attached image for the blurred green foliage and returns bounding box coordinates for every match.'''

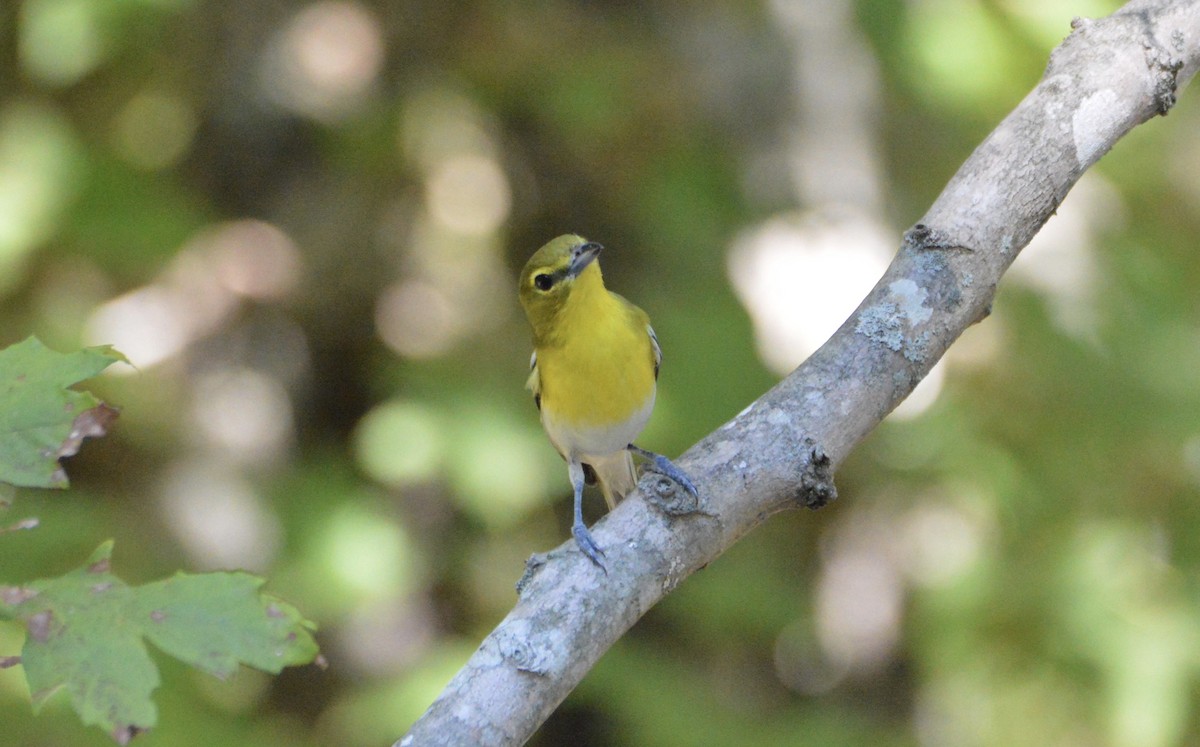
[2,0,1199,745]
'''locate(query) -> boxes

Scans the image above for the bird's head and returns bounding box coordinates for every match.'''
[518,234,603,338]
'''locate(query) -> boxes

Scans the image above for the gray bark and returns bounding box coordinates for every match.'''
[398,1,1200,744]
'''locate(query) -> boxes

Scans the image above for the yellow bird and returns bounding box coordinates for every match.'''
[518,234,696,569]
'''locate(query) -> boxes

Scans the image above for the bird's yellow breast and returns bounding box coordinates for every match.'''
[534,285,656,429]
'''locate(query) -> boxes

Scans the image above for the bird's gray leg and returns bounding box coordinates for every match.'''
[568,458,606,571]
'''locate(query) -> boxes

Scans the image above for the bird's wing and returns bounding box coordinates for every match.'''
[527,350,541,411]
[611,292,659,380]
[648,324,661,380]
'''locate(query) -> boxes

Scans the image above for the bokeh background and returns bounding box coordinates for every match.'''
[2,0,1200,744]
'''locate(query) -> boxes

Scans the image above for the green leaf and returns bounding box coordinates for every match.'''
[4,541,319,744]
[135,573,317,678]
[0,336,126,488]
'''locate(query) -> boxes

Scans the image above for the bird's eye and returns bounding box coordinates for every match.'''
[534,273,553,291]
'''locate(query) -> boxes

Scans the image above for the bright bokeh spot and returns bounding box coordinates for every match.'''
[1009,172,1123,341]
[84,284,194,368]
[373,225,510,359]
[815,511,904,677]
[890,359,945,421]
[1004,0,1122,49]
[377,85,513,361]
[908,0,1016,107]
[206,220,303,300]
[375,279,458,359]
[730,210,948,417]
[0,104,82,294]
[445,407,559,530]
[159,459,282,572]
[19,0,105,86]
[900,497,988,588]
[85,219,300,370]
[84,267,234,371]
[192,368,294,463]
[321,504,415,600]
[425,154,512,236]
[728,210,892,374]
[111,91,197,170]
[262,1,384,120]
[767,0,885,211]
[399,88,499,174]
[354,400,446,485]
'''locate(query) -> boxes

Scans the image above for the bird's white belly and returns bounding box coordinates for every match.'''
[541,392,654,459]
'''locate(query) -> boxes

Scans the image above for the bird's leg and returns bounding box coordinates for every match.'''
[627,444,698,495]
[568,459,606,572]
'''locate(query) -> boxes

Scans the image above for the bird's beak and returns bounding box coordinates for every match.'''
[567,242,602,277]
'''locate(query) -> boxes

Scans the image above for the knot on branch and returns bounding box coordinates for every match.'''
[646,474,708,517]
[494,623,551,675]
[797,441,837,510]
[902,223,965,252]
[1143,38,1183,115]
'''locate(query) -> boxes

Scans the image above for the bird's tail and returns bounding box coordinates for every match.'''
[586,450,638,511]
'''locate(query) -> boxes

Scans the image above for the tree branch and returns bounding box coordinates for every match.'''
[398,2,1200,744]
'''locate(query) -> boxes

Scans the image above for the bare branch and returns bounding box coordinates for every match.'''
[398,2,1200,744]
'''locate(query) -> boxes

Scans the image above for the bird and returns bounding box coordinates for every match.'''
[518,234,697,570]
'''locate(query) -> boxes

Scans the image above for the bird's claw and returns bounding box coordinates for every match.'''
[648,453,698,495]
[572,522,607,573]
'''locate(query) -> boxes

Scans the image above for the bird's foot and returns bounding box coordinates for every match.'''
[629,445,698,495]
[572,522,607,573]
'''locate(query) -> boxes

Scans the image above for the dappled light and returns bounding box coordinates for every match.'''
[319,503,416,602]
[375,88,513,357]
[374,279,459,358]
[84,219,302,370]
[263,1,384,121]
[441,404,560,529]
[0,105,81,292]
[909,0,1020,108]
[18,0,108,86]
[4,0,1199,744]
[898,497,989,589]
[1009,172,1124,341]
[728,211,892,372]
[425,154,512,236]
[208,220,303,300]
[814,509,904,678]
[191,367,294,463]
[159,459,282,572]
[85,284,198,368]
[353,399,446,486]
[110,91,198,171]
